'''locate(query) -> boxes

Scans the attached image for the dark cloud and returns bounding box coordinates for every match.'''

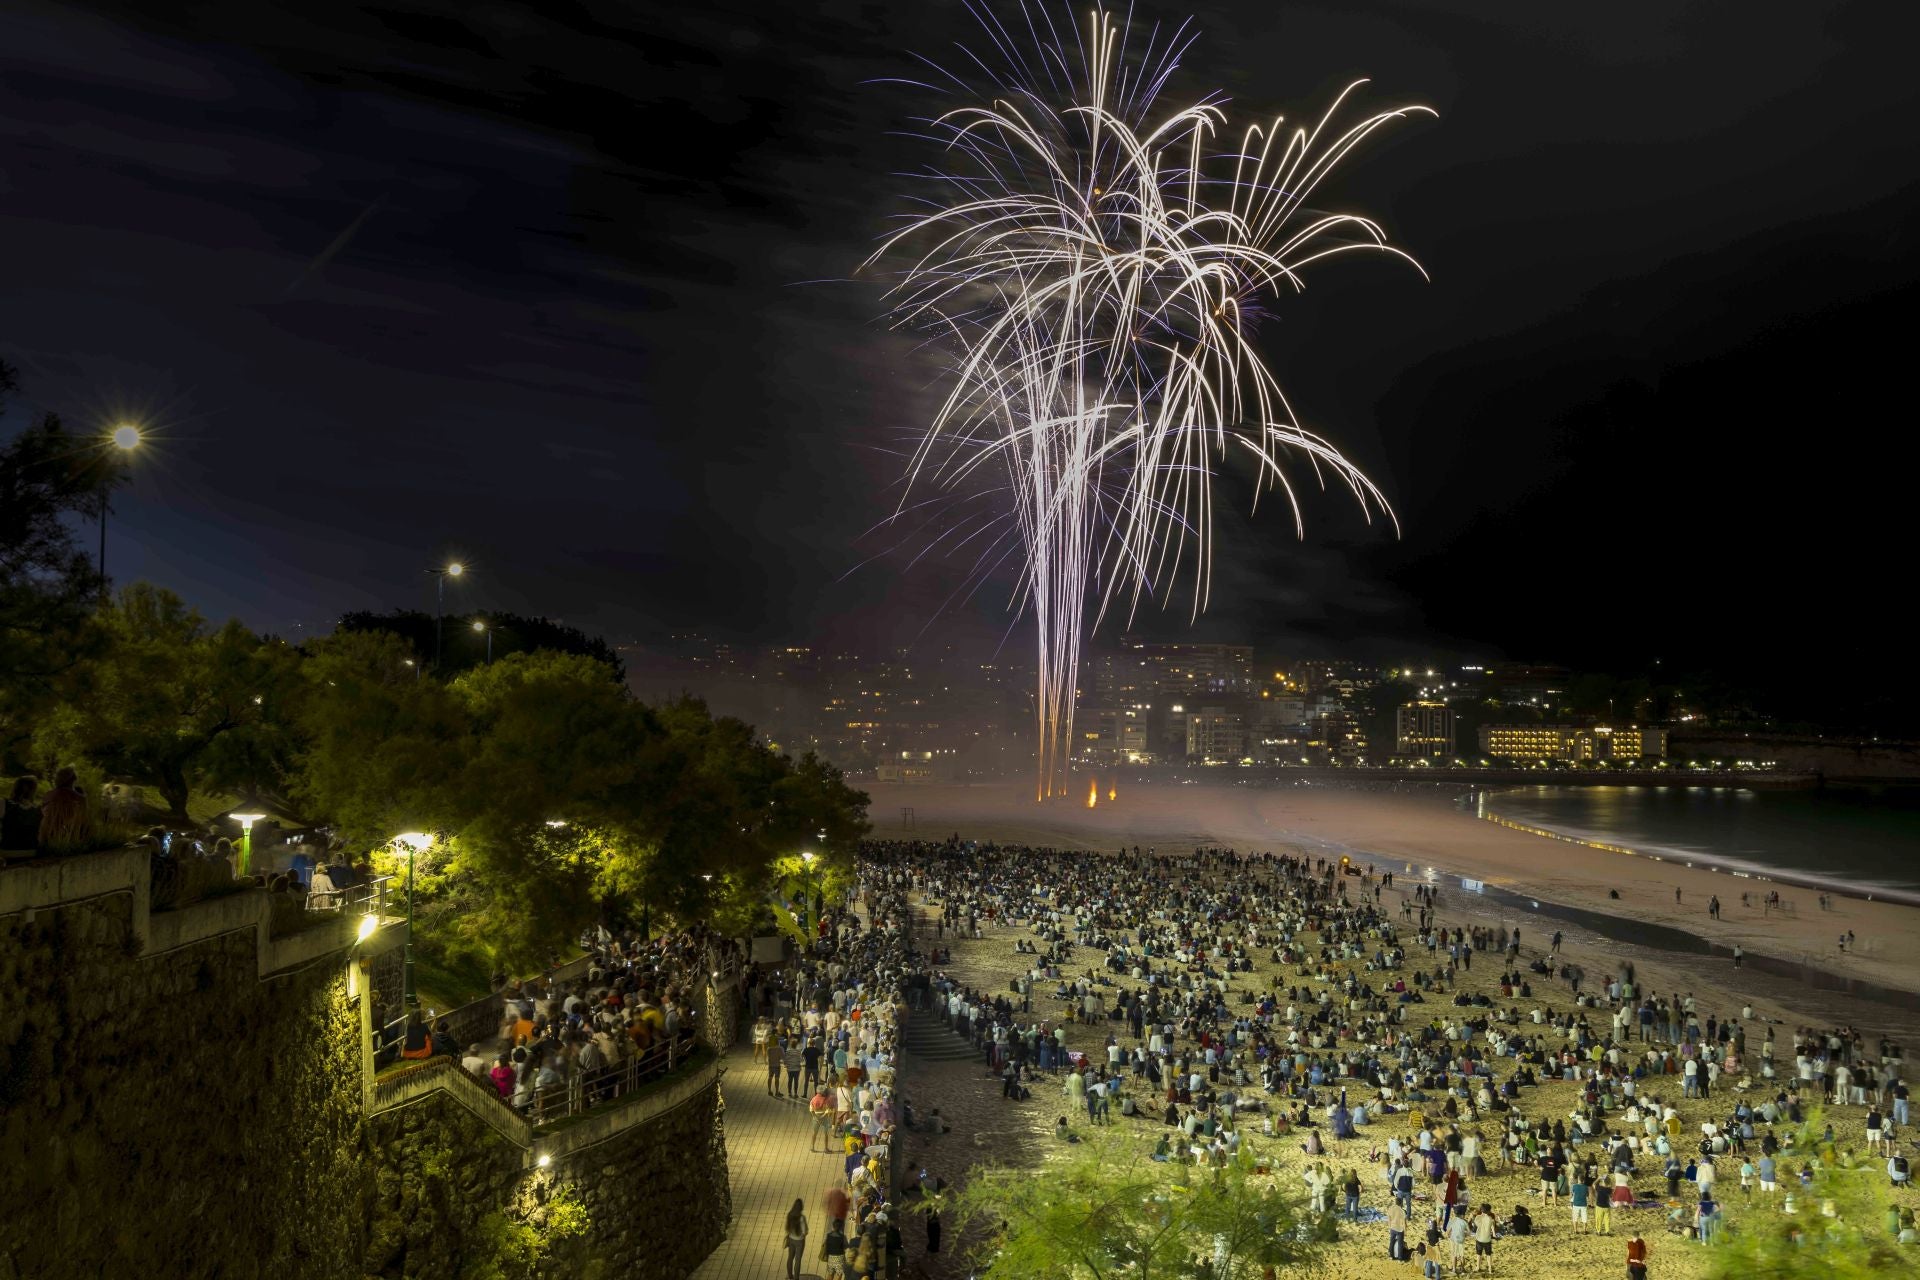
[0,0,1913,703]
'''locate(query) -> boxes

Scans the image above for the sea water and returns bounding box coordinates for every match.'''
[1478,783,1920,897]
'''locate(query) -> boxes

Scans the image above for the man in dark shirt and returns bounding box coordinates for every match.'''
[803,1037,823,1090]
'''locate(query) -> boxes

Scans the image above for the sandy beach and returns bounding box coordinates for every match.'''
[876,810,1916,1280]
[866,780,1920,1015]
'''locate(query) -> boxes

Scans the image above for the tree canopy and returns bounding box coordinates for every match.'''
[337,608,625,681]
[0,360,122,758]
[949,1127,1327,1280]
[1702,1113,1912,1280]
[4,552,868,973]
[287,638,869,970]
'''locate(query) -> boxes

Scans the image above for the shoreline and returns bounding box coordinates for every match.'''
[865,779,1920,1024]
[1471,790,1920,907]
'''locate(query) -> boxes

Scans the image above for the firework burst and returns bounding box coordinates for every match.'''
[867,2,1432,799]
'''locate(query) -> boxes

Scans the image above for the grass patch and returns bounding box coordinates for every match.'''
[413,945,495,1014]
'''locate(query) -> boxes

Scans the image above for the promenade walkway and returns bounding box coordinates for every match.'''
[693,1033,837,1280]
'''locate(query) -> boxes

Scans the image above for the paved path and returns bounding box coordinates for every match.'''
[693,1035,841,1280]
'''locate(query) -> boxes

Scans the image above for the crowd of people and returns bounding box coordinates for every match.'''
[1,768,98,854]
[855,835,1917,1275]
[1,770,365,914]
[740,874,948,1280]
[435,923,740,1119]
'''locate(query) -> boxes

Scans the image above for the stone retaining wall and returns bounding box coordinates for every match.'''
[0,892,371,1279]
[0,850,735,1279]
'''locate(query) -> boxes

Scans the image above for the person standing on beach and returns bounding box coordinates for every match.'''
[1470,1204,1496,1274]
[1626,1232,1649,1280]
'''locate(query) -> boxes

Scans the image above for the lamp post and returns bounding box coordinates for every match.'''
[424,562,465,670]
[472,618,492,663]
[231,812,266,877]
[99,424,142,594]
[392,832,434,1006]
[800,850,817,940]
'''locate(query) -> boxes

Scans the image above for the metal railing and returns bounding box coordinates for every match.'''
[306,872,394,918]
[522,1029,703,1125]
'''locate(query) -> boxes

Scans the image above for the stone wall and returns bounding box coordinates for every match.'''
[538,1071,729,1280]
[0,893,371,1280]
[0,853,734,1280]
[365,1061,729,1280]
[366,1085,528,1278]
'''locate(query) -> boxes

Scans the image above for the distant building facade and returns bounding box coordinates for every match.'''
[1311,711,1368,764]
[1078,704,1151,764]
[1185,706,1249,764]
[1394,701,1456,760]
[1479,724,1668,761]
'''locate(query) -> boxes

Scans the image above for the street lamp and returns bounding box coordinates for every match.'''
[472,617,492,663]
[231,812,266,877]
[424,562,465,669]
[800,851,817,939]
[391,832,434,1005]
[99,424,142,592]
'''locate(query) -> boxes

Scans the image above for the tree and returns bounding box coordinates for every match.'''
[289,628,467,844]
[1703,1113,1911,1279]
[61,585,288,819]
[286,636,871,975]
[337,608,626,681]
[949,1127,1327,1280]
[0,361,122,759]
[433,651,667,966]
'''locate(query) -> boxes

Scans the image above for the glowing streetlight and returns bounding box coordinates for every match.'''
[356,913,379,943]
[472,617,492,663]
[424,562,467,669]
[391,832,434,1005]
[231,812,267,876]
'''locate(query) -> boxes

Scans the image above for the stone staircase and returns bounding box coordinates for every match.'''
[902,1007,983,1063]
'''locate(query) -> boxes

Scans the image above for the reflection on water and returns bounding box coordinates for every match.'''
[1480,784,1920,895]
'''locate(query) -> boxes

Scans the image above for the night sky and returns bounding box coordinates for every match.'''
[2,1,1915,696]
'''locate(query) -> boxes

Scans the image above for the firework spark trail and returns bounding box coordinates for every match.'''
[867,2,1432,800]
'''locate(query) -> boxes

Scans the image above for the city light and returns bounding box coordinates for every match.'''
[110,424,142,451]
[357,913,379,943]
